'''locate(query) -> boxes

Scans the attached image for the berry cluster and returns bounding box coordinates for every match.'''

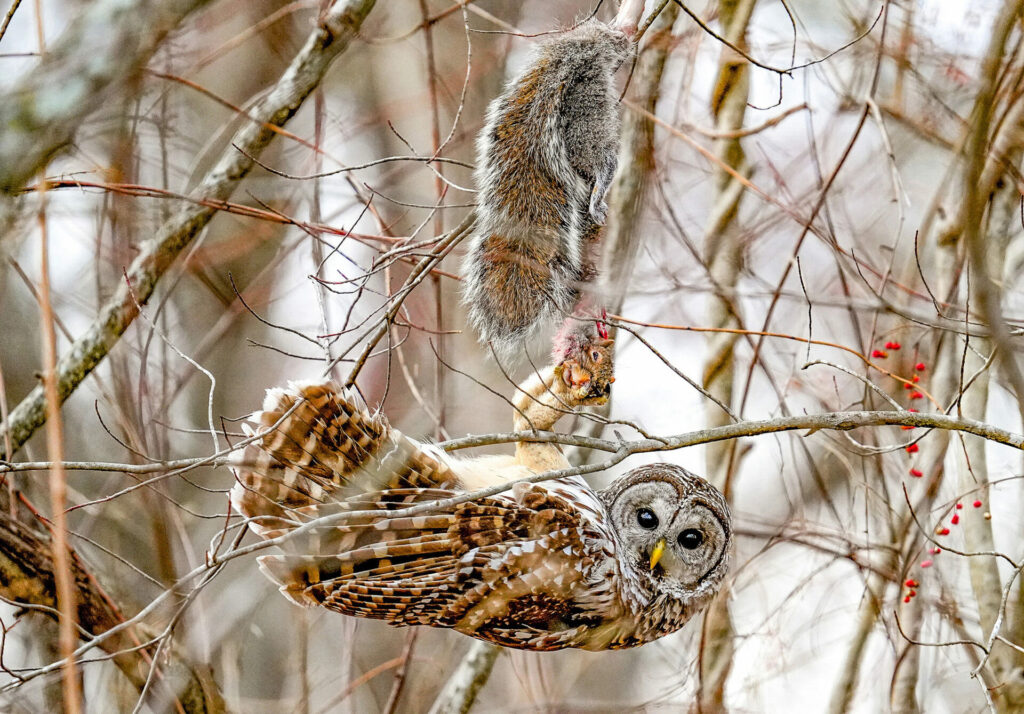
[867,342,932,464]
[903,499,988,604]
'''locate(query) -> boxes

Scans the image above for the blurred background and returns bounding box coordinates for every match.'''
[1,0,1023,711]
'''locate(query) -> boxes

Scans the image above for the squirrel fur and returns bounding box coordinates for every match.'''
[463,4,644,353]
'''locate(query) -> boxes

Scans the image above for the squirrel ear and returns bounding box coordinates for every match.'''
[593,338,614,348]
[554,364,568,385]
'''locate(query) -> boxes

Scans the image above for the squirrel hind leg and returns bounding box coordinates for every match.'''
[589,153,619,226]
[611,0,645,37]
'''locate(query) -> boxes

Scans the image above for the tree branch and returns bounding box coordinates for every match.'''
[0,509,224,713]
[963,0,1024,420]
[3,407,1020,476]
[0,0,379,460]
[427,641,500,714]
[0,0,214,191]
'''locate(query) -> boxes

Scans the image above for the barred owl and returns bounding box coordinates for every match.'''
[230,335,731,651]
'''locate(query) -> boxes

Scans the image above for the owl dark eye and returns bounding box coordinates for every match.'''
[636,508,658,529]
[678,528,704,549]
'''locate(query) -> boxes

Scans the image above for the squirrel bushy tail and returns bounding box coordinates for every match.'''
[461,4,645,354]
[461,28,620,352]
[463,234,581,350]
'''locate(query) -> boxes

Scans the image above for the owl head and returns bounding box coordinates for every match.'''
[599,464,732,601]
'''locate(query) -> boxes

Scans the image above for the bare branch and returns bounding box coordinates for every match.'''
[0,0,215,190]
[0,0,379,460]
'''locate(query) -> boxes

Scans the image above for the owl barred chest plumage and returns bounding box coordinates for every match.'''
[231,342,731,651]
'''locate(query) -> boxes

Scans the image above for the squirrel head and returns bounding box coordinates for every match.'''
[552,322,616,406]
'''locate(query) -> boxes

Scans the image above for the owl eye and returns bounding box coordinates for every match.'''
[678,528,704,550]
[636,508,659,529]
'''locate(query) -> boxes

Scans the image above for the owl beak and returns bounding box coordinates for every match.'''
[649,538,667,570]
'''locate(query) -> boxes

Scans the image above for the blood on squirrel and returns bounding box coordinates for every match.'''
[462,0,645,354]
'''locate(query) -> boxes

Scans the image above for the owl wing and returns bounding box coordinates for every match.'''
[256,480,616,650]
[230,380,463,540]
[231,380,617,650]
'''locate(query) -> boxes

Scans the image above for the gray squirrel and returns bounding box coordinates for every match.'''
[462,0,645,354]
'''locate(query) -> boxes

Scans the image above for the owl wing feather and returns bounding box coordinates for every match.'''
[230,380,460,540]
[232,380,619,650]
[256,482,611,649]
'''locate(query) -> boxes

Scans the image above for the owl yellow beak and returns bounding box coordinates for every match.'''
[649,538,667,570]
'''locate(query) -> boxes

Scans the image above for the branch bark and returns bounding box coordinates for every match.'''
[0,509,225,713]
[950,3,1024,708]
[829,571,889,714]
[426,640,500,714]
[956,112,1024,710]
[0,0,379,460]
[698,0,758,708]
[0,0,214,191]
[963,0,1024,420]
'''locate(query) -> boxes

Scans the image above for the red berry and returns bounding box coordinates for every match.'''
[909,468,923,477]
[912,374,920,383]
[921,559,933,568]
[904,382,913,390]
[973,500,983,508]
[909,589,917,596]
[939,527,950,536]
[872,350,888,358]
[929,547,941,555]
[908,408,919,413]
[904,578,918,587]
[915,362,926,371]
[891,342,902,350]
[910,391,924,400]
[903,595,911,603]
[956,503,963,509]
[951,514,960,525]
[906,444,919,453]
